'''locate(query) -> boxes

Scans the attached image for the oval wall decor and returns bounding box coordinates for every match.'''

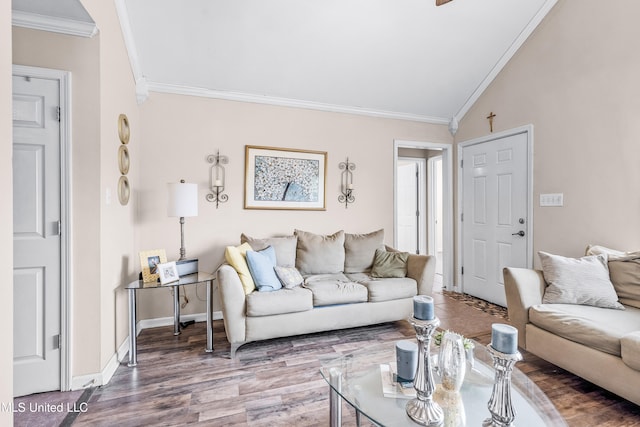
[118,175,130,206]
[118,145,130,175]
[118,113,130,144]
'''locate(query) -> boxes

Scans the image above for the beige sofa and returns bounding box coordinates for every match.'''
[504,265,640,406]
[217,229,436,357]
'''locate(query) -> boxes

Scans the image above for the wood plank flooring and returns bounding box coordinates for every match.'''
[71,288,640,426]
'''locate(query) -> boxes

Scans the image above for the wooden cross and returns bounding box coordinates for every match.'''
[487,112,496,133]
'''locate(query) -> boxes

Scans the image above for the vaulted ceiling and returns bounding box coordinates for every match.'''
[12,0,558,128]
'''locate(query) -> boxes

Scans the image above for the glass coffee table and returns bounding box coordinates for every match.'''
[320,339,566,426]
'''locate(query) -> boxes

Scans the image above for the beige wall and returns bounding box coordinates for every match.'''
[455,0,640,263]
[1,2,14,424]
[136,93,452,318]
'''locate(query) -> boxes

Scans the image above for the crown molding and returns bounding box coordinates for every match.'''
[453,0,558,123]
[12,10,98,38]
[146,81,450,125]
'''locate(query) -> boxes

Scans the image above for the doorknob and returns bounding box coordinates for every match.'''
[512,231,525,237]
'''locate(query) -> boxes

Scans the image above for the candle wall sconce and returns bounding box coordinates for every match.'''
[338,157,355,208]
[206,150,229,208]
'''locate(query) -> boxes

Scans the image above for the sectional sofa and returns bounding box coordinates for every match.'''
[217,229,436,357]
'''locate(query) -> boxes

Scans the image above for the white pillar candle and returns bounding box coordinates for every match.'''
[491,324,518,354]
[214,179,222,187]
[347,183,354,190]
[413,295,435,320]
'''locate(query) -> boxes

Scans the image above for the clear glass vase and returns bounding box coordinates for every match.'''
[438,331,466,392]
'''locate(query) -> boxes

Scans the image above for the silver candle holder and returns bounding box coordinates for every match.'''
[483,345,523,427]
[406,316,444,426]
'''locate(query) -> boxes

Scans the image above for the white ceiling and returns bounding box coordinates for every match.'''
[12,0,558,126]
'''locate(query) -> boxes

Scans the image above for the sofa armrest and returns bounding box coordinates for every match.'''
[407,254,436,296]
[503,267,546,349]
[217,264,247,344]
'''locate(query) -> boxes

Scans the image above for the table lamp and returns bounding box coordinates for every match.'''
[167,180,198,260]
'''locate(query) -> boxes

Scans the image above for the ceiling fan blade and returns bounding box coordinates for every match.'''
[436,0,454,5]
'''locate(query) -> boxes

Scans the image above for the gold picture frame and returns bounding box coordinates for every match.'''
[244,145,327,210]
[139,249,167,282]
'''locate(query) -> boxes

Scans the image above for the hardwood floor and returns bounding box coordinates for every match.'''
[71,287,640,426]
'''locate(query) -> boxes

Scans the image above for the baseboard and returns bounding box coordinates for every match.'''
[71,310,223,390]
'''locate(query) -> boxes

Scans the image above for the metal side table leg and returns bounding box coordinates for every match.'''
[205,279,213,352]
[127,288,137,367]
[329,368,342,427]
[173,285,181,336]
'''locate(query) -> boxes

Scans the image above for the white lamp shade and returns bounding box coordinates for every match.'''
[167,182,198,217]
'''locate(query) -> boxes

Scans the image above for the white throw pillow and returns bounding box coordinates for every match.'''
[539,251,624,309]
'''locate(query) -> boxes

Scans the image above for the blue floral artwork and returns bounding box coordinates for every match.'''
[254,155,319,202]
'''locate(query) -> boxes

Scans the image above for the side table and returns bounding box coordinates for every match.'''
[125,271,215,367]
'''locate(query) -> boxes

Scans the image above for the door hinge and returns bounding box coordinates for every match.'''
[460,159,463,168]
[54,220,61,236]
[54,334,61,349]
[461,267,464,275]
[56,107,61,122]
[461,212,464,222]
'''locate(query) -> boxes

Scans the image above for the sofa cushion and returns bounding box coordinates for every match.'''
[246,246,282,292]
[295,229,345,275]
[302,273,368,306]
[346,273,418,302]
[607,258,640,309]
[621,332,640,371]
[245,287,313,316]
[241,233,297,268]
[539,251,624,309]
[274,266,304,289]
[529,303,640,356]
[371,249,409,278]
[344,229,385,273]
[224,242,255,295]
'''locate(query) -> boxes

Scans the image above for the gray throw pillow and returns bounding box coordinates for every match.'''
[240,233,297,268]
[371,249,409,278]
[344,229,385,273]
[294,229,345,275]
[539,251,624,309]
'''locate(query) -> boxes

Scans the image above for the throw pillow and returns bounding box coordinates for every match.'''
[246,246,282,292]
[371,248,409,278]
[240,233,297,267]
[539,251,624,309]
[224,242,255,295]
[344,229,385,273]
[294,229,345,275]
[274,266,304,289]
[607,258,640,309]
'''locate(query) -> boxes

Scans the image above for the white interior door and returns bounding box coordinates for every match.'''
[396,158,426,254]
[460,130,530,306]
[13,73,62,396]
[428,156,443,276]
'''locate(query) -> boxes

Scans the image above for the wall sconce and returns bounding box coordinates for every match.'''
[206,150,228,208]
[338,157,356,208]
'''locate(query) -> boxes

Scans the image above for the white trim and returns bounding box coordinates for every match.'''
[394,140,454,291]
[12,10,98,38]
[427,155,443,260]
[12,65,73,393]
[114,0,149,104]
[454,0,558,123]
[456,125,535,292]
[147,81,450,124]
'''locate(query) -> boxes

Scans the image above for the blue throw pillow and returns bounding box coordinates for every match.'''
[246,246,282,292]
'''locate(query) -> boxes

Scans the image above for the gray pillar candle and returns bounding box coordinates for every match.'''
[396,340,418,382]
[413,295,435,320]
[491,323,518,354]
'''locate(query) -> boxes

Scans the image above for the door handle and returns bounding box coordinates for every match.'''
[512,230,525,237]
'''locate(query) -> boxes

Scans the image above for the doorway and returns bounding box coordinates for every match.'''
[12,65,71,396]
[394,140,453,292]
[457,126,533,306]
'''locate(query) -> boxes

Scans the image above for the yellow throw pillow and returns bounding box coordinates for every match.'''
[225,242,255,294]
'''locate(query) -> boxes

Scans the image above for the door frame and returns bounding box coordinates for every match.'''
[13,64,72,392]
[394,140,454,291]
[456,125,534,292]
[427,155,442,266]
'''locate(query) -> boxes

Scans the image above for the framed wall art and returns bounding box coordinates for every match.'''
[244,145,327,210]
[139,249,167,282]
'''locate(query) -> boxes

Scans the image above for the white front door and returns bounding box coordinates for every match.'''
[13,73,62,396]
[460,129,531,306]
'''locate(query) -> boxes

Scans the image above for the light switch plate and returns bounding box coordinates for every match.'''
[540,193,563,207]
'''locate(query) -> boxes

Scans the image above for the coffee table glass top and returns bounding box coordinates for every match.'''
[320,339,566,426]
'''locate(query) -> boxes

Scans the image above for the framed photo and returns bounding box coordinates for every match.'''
[245,145,327,210]
[157,261,179,285]
[139,249,167,282]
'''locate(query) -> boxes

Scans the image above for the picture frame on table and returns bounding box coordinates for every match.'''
[157,261,179,285]
[244,145,327,210]
[139,249,167,282]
